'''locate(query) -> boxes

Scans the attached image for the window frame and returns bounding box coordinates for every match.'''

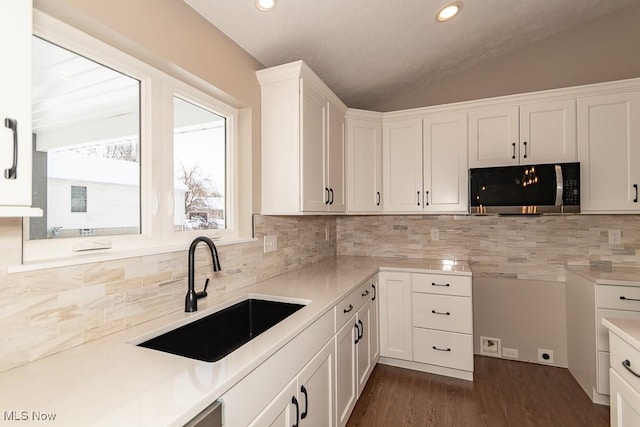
[23,11,241,264]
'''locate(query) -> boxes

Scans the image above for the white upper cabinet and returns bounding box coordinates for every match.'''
[382,118,423,212]
[327,102,345,212]
[257,61,347,215]
[468,99,576,167]
[0,0,41,217]
[383,114,468,214]
[423,113,468,213]
[346,112,383,213]
[578,91,640,213]
[468,106,519,167]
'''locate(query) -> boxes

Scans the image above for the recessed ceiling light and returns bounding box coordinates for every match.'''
[435,1,463,23]
[256,0,277,12]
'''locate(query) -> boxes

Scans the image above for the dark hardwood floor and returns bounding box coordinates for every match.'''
[347,356,610,427]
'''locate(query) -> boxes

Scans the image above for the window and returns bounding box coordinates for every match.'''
[70,186,87,213]
[173,97,226,232]
[23,12,240,264]
[31,36,140,240]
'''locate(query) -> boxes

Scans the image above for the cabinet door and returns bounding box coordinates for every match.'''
[519,99,576,164]
[327,102,345,212]
[356,300,372,397]
[298,339,336,427]
[378,272,413,360]
[610,369,640,427]
[578,91,640,212]
[301,81,328,212]
[382,118,423,212]
[468,106,519,167]
[0,0,33,209]
[335,315,358,427]
[423,113,468,213]
[249,378,298,427]
[370,279,380,363]
[346,118,382,212]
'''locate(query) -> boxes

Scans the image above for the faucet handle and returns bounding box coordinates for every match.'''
[195,278,209,300]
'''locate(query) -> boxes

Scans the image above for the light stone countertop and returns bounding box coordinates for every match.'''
[0,256,470,427]
[602,317,640,353]
[566,265,640,286]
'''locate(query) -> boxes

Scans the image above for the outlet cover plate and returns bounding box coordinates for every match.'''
[538,348,554,364]
[502,347,519,359]
[608,230,622,245]
[430,229,440,241]
[480,336,501,357]
[264,235,278,253]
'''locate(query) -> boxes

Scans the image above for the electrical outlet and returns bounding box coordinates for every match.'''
[502,347,519,359]
[538,348,554,364]
[430,229,440,241]
[264,235,278,253]
[480,336,501,357]
[608,230,622,245]
[325,228,330,241]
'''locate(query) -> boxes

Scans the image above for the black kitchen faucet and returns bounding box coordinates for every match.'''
[185,236,222,312]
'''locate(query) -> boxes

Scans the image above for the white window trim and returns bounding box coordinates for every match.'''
[22,11,245,266]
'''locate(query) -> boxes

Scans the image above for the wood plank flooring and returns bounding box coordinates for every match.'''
[347,356,610,427]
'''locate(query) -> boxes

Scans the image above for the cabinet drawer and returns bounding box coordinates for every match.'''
[412,328,473,372]
[412,273,471,297]
[611,331,640,396]
[598,309,640,351]
[336,281,371,332]
[597,351,610,395]
[412,293,472,334]
[598,285,640,311]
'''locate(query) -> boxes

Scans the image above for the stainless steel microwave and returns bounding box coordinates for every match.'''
[469,162,580,214]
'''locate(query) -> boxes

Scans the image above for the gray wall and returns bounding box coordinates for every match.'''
[376,2,640,111]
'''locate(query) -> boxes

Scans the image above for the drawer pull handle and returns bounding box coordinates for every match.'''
[620,296,640,302]
[432,346,451,352]
[292,395,300,427]
[432,310,450,316]
[361,289,370,297]
[300,385,308,419]
[343,304,353,314]
[432,282,450,287]
[622,359,640,378]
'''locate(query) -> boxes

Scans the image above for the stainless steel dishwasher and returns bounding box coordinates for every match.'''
[184,401,222,427]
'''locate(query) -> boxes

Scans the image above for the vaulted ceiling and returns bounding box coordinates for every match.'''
[184,0,640,110]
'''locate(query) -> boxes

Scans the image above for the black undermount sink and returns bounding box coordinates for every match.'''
[137,298,305,362]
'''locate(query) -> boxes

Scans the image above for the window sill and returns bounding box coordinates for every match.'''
[9,236,258,273]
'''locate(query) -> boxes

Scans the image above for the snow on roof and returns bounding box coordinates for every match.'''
[48,151,139,185]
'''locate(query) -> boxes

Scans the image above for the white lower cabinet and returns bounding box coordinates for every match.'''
[378,270,474,381]
[335,278,379,427]
[379,272,413,360]
[609,330,640,426]
[335,313,358,427]
[610,370,640,427]
[251,338,336,427]
[567,270,640,404]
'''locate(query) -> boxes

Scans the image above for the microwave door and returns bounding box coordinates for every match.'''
[555,164,563,206]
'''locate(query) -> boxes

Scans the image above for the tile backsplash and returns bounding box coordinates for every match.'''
[337,214,640,281]
[0,215,336,373]
[2,212,640,373]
